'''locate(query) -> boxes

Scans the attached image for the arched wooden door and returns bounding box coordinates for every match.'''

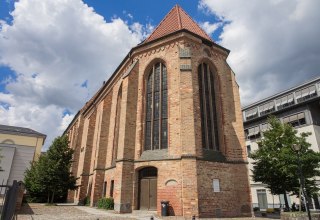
[139,167,157,210]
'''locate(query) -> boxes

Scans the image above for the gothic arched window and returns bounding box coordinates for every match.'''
[145,63,168,150]
[112,85,122,164]
[198,63,219,150]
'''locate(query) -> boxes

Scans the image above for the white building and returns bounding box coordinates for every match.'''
[0,125,46,190]
[242,77,320,210]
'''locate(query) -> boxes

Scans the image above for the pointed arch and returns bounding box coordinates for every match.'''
[144,62,168,151]
[198,62,220,150]
[112,84,122,164]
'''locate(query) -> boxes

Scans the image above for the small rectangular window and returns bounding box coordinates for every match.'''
[213,179,220,192]
[247,145,251,156]
[102,181,107,197]
[110,180,114,198]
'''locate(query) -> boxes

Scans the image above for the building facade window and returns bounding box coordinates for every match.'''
[295,85,317,103]
[145,63,168,151]
[245,108,258,120]
[110,180,114,198]
[275,93,294,110]
[112,85,122,164]
[246,145,251,156]
[102,181,107,197]
[198,63,219,150]
[245,126,261,140]
[283,112,306,127]
[260,123,270,133]
[257,189,268,209]
[259,101,275,116]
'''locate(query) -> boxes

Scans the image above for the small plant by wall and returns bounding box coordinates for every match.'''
[83,196,90,206]
[97,197,114,210]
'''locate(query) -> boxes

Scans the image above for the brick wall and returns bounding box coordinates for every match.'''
[197,161,252,218]
[90,91,113,205]
[65,31,251,217]
[67,115,84,203]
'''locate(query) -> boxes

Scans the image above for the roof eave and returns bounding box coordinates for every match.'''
[137,29,230,54]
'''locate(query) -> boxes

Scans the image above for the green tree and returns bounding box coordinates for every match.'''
[250,116,320,209]
[25,135,77,203]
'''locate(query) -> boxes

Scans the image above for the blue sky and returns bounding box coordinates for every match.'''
[0,0,319,150]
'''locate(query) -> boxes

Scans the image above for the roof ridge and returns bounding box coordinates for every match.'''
[176,5,182,29]
[178,6,212,41]
[143,5,178,43]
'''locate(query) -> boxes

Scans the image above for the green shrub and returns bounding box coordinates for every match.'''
[97,197,114,210]
[83,196,90,206]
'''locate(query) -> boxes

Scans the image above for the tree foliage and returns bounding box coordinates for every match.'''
[24,135,77,203]
[250,116,320,207]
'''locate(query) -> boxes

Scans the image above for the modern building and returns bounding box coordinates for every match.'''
[0,124,46,189]
[64,5,252,218]
[242,76,320,210]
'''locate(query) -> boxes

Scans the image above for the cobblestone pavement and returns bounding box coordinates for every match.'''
[15,203,280,220]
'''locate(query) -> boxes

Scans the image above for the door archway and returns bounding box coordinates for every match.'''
[138,167,157,210]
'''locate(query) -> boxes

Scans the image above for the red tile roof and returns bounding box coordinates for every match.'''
[144,5,213,43]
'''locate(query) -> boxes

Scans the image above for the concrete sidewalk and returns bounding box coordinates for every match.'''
[16,203,280,220]
[75,206,158,220]
[74,206,280,220]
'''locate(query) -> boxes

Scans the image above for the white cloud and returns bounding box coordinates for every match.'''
[0,0,145,150]
[130,22,154,40]
[200,21,221,35]
[200,0,320,106]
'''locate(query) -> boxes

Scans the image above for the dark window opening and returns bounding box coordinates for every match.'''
[112,85,122,165]
[139,167,158,178]
[110,180,114,198]
[247,145,251,156]
[144,63,168,150]
[102,181,107,197]
[198,63,219,150]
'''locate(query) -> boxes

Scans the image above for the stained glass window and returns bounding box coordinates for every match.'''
[145,63,168,150]
[198,63,219,150]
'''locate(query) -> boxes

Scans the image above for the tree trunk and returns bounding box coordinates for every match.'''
[283,191,289,211]
[47,192,50,204]
[51,189,55,204]
[299,186,302,211]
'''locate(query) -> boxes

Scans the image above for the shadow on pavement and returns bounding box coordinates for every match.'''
[16,203,34,215]
[254,211,281,219]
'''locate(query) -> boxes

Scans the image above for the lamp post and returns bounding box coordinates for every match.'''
[291,144,311,220]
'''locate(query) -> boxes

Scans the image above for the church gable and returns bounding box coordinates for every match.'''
[144,5,212,44]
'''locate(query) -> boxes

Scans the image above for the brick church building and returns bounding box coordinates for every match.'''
[65,5,252,218]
